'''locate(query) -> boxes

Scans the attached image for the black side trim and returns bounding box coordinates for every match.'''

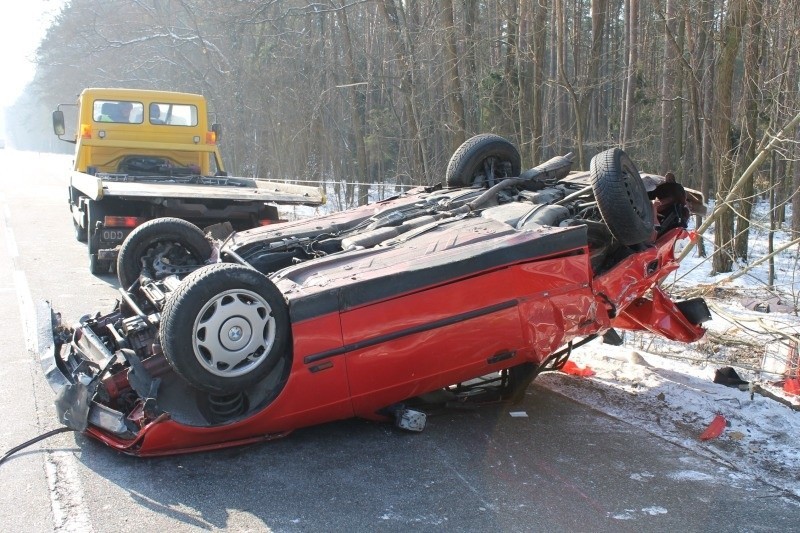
[288,224,588,323]
[304,299,518,364]
[487,351,515,364]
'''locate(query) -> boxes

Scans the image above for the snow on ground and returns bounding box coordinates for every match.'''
[537,200,800,498]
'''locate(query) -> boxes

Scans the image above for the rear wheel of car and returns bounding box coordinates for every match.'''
[590,148,654,246]
[117,217,212,289]
[160,263,290,394]
[445,134,521,188]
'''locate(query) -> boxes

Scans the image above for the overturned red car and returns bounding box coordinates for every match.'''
[40,135,710,456]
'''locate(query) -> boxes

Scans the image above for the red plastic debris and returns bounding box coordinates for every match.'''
[784,378,800,396]
[561,360,595,377]
[699,413,727,441]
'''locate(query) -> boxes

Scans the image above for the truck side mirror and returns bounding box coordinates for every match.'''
[212,123,222,141]
[53,110,66,136]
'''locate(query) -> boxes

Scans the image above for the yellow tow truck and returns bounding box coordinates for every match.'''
[53,88,324,274]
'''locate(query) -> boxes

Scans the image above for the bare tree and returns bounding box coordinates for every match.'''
[659,0,678,173]
[440,0,466,152]
[711,0,748,274]
[733,0,763,260]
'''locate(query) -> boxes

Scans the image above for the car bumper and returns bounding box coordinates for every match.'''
[37,301,135,438]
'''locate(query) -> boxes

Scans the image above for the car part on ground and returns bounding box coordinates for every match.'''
[39,135,710,457]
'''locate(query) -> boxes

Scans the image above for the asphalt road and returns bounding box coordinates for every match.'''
[0,149,797,532]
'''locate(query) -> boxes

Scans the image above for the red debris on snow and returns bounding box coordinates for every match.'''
[561,360,595,377]
[784,378,800,396]
[699,413,727,441]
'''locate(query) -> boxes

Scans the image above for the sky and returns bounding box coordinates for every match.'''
[0,0,65,127]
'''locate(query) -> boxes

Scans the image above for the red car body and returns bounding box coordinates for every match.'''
[41,146,708,457]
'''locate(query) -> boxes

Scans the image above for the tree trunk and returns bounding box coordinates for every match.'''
[576,0,607,167]
[711,0,747,274]
[463,0,478,133]
[531,1,547,164]
[733,0,762,259]
[622,0,638,149]
[517,0,531,163]
[505,0,519,142]
[441,0,466,152]
[659,0,677,174]
[334,2,369,205]
[700,0,714,203]
[378,0,427,183]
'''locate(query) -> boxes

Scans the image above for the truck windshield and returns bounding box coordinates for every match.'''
[93,100,143,124]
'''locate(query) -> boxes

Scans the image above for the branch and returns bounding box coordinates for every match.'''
[719,236,800,283]
[678,108,800,262]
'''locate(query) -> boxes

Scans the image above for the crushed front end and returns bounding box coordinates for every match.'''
[39,287,177,446]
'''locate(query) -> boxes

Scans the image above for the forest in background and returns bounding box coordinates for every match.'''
[5,0,800,273]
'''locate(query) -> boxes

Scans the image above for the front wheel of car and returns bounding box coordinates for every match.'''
[590,148,654,246]
[445,134,522,188]
[160,263,291,394]
[117,217,212,289]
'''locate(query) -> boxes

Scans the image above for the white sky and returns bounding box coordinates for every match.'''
[0,0,65,112]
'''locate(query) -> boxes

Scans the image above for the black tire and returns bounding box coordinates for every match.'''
[117,217,212,289]
[86,200,105,240]
[74,219,87,242]
[87,201,111,274]
[590,148,654,246]
[445,134,522,188]
[160,263,291,394]
[89,251,111,275]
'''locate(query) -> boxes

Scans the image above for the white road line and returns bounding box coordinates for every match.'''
[13,270,36,352]
[45,452,94,533]
[3,209,94,532]
[5,227,19,257]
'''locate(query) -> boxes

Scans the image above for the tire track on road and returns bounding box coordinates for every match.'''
[1,193,94,532]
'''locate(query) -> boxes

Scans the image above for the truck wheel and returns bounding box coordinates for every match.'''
[87,202,111,275]
[445,134,521,188]
[117,217,212,289]
[74,220,87,243]
[89,252,111,275]
[160,263,291,394]
[86,200,105,241]
[590,148,654,246]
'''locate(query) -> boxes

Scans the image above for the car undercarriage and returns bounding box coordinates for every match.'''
[40,136,710,456]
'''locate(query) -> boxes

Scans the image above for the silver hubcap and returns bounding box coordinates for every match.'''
[192,289,276,378]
